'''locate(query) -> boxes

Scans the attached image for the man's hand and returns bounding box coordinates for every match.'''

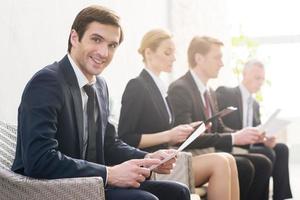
[146,149,177,174]
[107,158,161,188]
[233,127,263,145]
[263,136,277,148]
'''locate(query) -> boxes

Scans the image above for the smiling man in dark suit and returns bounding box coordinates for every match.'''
[168,36,273,200]
[216,59,292,200]
[11,5,190,200]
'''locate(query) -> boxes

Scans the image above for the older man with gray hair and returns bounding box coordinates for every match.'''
[216,59,292,200]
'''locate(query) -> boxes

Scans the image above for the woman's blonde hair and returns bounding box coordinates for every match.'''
[138,29,172,62]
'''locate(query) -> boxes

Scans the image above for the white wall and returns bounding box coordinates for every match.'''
[0,0,170,123]
[169,0,230,84]
[0,0,230,124]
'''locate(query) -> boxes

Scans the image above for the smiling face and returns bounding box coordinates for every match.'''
[70,22,120,81]
[145,38,176,74]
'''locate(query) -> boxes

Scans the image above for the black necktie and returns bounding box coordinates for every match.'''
[83,84,97,162]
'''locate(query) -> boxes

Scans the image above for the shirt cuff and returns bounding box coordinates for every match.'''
[105,166,108,186]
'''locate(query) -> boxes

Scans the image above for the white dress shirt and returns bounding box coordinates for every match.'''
[190,70,210,107]
[239,84,254,128]
[144,68,172,124]
[190,70,235,144]
[68,54,97,158]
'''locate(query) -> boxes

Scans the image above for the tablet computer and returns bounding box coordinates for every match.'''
[149,107,237,170]
[149,122,206,170]
[205,106,237,124]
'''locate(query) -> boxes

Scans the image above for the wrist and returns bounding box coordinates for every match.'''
[231,133,236,145]
[232,131,240,145]
[106,166,115,186]
[145,153,152,159]
[161,130,171,144]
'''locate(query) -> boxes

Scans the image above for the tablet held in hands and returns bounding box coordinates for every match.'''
[149,122,206,170]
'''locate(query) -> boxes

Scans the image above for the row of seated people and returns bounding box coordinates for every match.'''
[118,30,292,200]
[11,5,292,200]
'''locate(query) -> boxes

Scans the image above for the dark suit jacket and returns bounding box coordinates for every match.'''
[12,55,146,182]
[216,86,261,130]
[217,86,293,199]
[118,69,174,152]
[168,71,233,152]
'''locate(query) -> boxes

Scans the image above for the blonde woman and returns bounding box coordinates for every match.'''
[118,29,239,200]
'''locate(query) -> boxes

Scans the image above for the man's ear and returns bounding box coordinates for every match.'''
[70,30,79,47]
[195,53,204,65]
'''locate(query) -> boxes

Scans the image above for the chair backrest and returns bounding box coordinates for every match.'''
[0,121,17,169]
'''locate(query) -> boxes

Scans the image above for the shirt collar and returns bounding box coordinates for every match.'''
[68,54,96,88]
[144,68,168,98]
[190,69,209,95]
[239,83,252,101]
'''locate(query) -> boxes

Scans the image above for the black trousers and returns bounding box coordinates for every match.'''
[105,180,190,200]
[249,143,293,200]
[234,153,272,200]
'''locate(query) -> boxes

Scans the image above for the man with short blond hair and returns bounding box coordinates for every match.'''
[168,36,272,200]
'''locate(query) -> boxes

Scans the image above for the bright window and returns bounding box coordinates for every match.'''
[228,0,300,118]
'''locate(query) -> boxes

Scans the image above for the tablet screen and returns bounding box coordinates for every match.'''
[205,106,237,124]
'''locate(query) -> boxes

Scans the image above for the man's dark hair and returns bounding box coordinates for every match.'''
[68,5,124,53]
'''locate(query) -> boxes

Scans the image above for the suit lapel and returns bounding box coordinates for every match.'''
[165,96,175,125]
[185,72,207,121]
[94,81,105,149]
[235,87,244,127]
[140,70,171,126]
[208,88,217,115]
[59,56,84,157]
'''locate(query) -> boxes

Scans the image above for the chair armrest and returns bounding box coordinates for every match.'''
[0,167,105,200]
[151,151,195,193]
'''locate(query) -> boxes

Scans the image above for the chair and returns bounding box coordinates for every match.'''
[151,151,204,200]
[151,152,195,192]
[0,120,105,200]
